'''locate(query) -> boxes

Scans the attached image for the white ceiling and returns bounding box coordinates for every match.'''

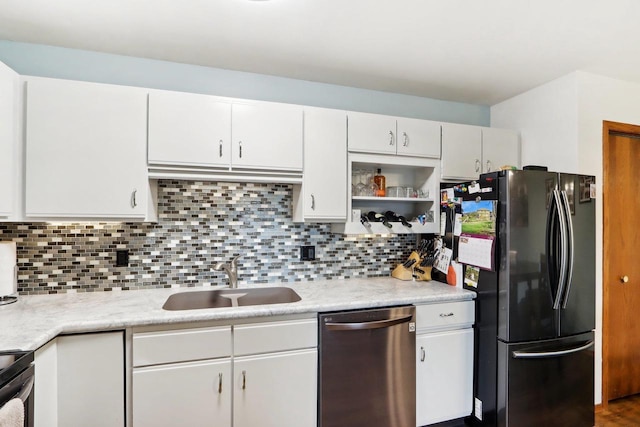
[1,0,639,105]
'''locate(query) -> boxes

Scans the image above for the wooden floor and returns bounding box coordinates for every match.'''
[595,394,640,426]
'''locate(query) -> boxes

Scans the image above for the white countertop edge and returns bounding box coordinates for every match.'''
[1,277,475,351]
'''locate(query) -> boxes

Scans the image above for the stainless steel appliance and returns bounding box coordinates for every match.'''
[461,170,595,426]
[0,351,35,427]
[319,306,416,427]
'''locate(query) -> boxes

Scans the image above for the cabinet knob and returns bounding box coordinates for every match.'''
[389,131,395,146]
[475,159,481,173]
[621,275,630,283]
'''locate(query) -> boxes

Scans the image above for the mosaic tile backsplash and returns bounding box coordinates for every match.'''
[1,181,417,294]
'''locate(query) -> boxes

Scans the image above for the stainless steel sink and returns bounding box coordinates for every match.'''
[162,287,302,311]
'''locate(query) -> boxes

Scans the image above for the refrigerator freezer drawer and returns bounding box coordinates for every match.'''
[497,332,594,427]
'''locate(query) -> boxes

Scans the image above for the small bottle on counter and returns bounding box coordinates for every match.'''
[373,168,386,197]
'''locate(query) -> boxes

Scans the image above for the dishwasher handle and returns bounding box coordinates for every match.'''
[324,314,413,331]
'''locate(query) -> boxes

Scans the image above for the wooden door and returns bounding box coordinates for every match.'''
[603,121,640,402]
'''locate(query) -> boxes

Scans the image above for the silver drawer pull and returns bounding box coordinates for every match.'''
[439,312,454,317]
[218,373,223,394]
[420,346,426,362]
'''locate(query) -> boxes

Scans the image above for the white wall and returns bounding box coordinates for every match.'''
[491,72,579,172]
[0,40,489,126]
[491,70,640,406]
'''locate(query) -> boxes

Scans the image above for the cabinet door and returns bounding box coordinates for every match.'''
[397,118,441,158]
[416,329,473,426]
[347,111,397,154]
[57,332,125,427]
[133,359,232,427]
[481,127,520,173]
[231,101,303,170]
[0,62,18,217]
[234,349,317,427]
[302,107,347,221]
[25,78,148,218]
[441,123,482,180]
[148,91,231,167]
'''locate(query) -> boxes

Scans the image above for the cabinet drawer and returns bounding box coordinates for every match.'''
[234,319,317,356]
[416,301,474,332]
[133,326,231,367]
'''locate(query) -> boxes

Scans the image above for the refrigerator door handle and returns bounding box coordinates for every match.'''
[552,190,569,310]
[560,190,575,309]
[512,340,594,359]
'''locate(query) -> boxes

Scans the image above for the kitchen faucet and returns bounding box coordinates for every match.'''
[213,255,241,289]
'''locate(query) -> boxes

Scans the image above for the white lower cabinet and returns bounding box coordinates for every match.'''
[415,301,474,426]
[34,332,125,427]
[131,318,317,427]
[234,349,317,427]
[133,359,232,427]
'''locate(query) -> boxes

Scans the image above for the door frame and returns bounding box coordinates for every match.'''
[601,120,640,406]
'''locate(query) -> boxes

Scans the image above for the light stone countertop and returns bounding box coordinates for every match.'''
[0,276,475,351]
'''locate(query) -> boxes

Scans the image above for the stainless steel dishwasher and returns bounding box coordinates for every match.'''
[319,305,416,427]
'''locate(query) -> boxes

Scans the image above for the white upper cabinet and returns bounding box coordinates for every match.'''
[0,61,18,219]
[441,123,483,181]
[148,90,231,168]
[348,111,441,158]
[231,101,303,171]
[347,111,397,155]
[25,77,152,220]
[441,123,520,181]
[294,107,347,222]
[481,127,520,173]
[396,117,441,158]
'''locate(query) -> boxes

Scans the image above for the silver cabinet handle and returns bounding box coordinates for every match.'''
[389,131,395,146]
[439,312,454,317]
[403,132,409,147]
[131,190,137,208]
[475,159,481,173]
[239,141,242,158]
[242,370,246,389]
[486,160,492,172]
[218,373,223,394]
[420,346,426,362]
[311,194,315,210]
[219,139,223,158]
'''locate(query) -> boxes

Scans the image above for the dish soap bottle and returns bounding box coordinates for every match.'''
[373,169,386,197]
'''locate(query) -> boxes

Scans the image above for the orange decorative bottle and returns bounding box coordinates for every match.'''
[373,168,386,197]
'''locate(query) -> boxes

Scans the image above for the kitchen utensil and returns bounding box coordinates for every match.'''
[391,264,414,280]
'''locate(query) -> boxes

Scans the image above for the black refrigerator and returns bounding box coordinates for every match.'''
[457,170,595,427]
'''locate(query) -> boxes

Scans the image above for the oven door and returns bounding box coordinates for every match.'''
[0,359,35,427]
